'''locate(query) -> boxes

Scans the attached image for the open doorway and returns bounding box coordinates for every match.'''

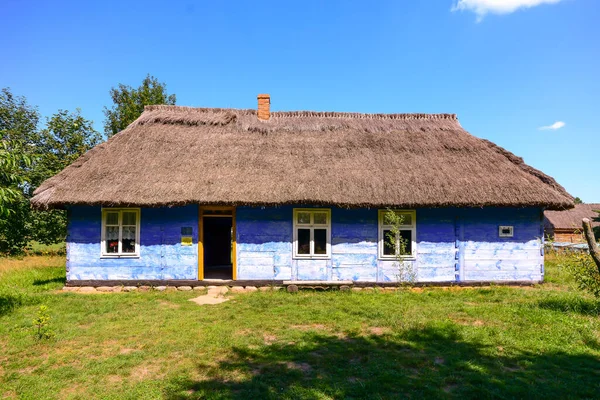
[200,207,236,280]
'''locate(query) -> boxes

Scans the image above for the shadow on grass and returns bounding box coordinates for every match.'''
[33,276,66,286]
[538,297,600,316]
[0,292,33,317]
[164,325,600,399]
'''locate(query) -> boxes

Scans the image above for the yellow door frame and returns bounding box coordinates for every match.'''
[198,206,237,280]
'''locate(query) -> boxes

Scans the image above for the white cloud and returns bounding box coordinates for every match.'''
[539,121,566,130]
[452,0,563,21]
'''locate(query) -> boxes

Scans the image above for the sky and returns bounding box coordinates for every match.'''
[1,0,599,201]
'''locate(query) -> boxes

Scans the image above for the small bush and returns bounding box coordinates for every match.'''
[562,253,600,298]
[33,305,55,340]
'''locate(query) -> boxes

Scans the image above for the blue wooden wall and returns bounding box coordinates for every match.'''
[66,205,544,283]
[66,206,198,280]
[235,206,543,282]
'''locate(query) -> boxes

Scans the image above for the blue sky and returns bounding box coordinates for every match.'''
[2,0,598,201]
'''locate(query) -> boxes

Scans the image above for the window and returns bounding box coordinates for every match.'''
[378,210,416,259]
[499,226,514,238]
[293,209,331,258]
[101,208,140,257]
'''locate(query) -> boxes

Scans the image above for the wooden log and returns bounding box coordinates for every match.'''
[582,218,600,272]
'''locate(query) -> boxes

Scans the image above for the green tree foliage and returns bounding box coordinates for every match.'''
[0,88,101,253]
[0,141,31,216]
[30,109,102,192]
[0,89,38,253]
[564,253,600,298]
[28,109,102,246]
[103,74,176,137]
[574,197,583,204]
[0,88,39,144]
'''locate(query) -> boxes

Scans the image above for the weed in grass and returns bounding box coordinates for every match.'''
[33,305,55,340]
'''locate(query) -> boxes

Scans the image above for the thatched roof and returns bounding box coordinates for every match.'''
[31,105,574,210]
[544,204,600,231]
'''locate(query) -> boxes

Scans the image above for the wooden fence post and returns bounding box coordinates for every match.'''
[582,218,600,272]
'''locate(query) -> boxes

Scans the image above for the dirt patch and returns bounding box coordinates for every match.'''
[18,366,36,375]
[290,324,327,331]
[263,334,277,345]
[107,375,123,384]
[189,294,229,306]
[503,364,523,372]
[450,315,487,327]
[59,383,84,399]
[2,390,18,399]
[282,361,312,373]
[158,300,180,309]
[368,327,392,336]
[119,347,138,355]
[130,363,164,381]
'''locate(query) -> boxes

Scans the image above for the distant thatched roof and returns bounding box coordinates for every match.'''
[544,204,600,231]
[31,105,574,210]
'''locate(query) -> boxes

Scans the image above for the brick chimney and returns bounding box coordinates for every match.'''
[257,94,270,120]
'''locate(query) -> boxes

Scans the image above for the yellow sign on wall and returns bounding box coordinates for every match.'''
[181,236,193,246]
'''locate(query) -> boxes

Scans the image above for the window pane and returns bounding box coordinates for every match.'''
[398,230,412,255]
[122,226,136,253]
[105,212,119,225]
[314,229,327,254]
[383,229,395,256]
[106,226,119,253]
[297,212,311,224]
[400,214,412,226]
[383,212,412,226]
[313,212,328,225]
[297,229,310,255]
[122,211,137,226]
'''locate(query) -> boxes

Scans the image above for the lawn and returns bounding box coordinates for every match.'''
[1,255,600,399]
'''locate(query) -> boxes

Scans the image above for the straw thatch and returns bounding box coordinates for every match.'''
[31,105,574,210]
[544,204,600,231]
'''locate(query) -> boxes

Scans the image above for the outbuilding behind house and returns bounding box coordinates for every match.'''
[544,203,600,243]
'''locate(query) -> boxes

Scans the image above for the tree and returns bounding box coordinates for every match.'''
[574,197,583,204]
[0,88,39,253]
[384,209,417,283]
[0,140,32,253]
[0,88,101,253]
[103,74,176,137]
[29,109,102,192]
[27,109,102,246]
[0,88,39,144]
[0,140,30,217]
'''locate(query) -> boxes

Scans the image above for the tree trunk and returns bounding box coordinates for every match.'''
[582,218,600,272]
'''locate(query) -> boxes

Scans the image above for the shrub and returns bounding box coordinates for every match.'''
[563,253,600,298]
[33,305,55,340]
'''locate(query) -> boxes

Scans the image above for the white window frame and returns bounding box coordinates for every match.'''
[101,208,141,258]
[378,209,416,260]
[293,208,331,259]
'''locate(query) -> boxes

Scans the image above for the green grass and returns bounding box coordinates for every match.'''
[25,241,66,256]
[1,254,600,399]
